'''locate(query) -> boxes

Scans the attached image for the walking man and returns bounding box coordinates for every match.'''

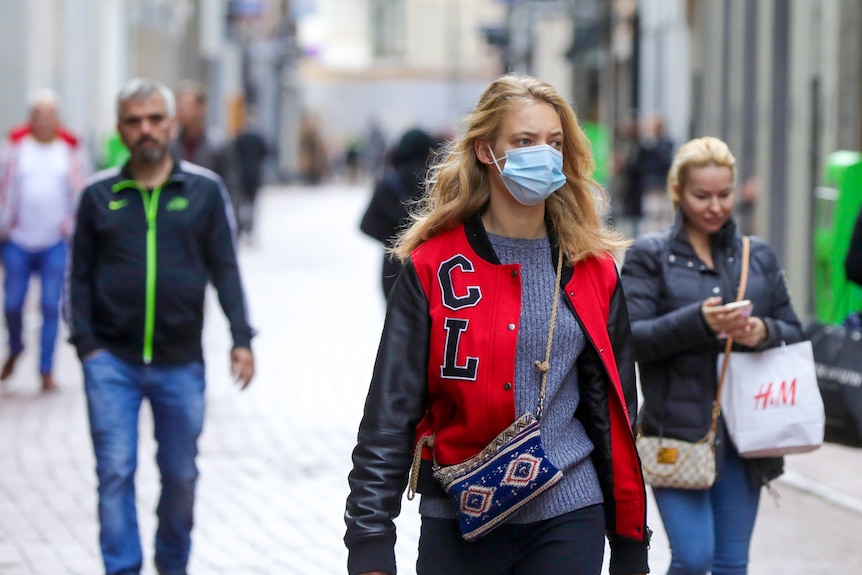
[231,113,268,242]
[170,79,232,176]
[67,78,255,575]
[0,89,91,391]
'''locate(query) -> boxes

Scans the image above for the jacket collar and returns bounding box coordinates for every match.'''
[463,211,573,285]
[669,208,738,255]
[118,154,186,188]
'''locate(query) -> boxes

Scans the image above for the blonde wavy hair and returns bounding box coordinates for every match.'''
[391,74,628,264]
[667,136,737,208]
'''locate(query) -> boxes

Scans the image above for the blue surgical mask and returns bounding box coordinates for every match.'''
[488,144,566,206]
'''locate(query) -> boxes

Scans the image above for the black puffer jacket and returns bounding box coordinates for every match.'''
[620,215,804,486]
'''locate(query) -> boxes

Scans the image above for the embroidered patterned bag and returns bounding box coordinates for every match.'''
[431,413,562,541]
[407,250,565,541]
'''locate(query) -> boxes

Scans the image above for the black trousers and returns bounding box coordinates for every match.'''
[416,504,605,575]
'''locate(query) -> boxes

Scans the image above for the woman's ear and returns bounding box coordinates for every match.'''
[474,139,494,165]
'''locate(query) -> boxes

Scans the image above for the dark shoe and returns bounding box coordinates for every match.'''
[0,354,19,380]
[41,373,57,392]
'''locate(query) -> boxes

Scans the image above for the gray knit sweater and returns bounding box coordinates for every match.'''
[419,233,604,523]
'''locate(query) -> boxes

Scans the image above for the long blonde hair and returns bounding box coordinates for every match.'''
[392,74,627,263]
[667,136,737,208]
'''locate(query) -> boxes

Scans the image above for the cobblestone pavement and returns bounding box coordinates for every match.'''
[0,184,861,574]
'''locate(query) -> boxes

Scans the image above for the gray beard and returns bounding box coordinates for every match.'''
[135,146,167,164]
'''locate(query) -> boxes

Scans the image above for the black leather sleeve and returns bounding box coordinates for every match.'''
[344,258,430,575]
[609,272,638,430]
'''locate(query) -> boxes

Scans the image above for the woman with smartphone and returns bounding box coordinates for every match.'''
[620,136,804,575]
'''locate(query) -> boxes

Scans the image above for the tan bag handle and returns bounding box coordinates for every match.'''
[712,236,751,433]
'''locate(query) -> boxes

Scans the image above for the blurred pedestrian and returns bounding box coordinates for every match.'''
[737,175,760,236]
[231,113,268,242]
[170,79,233,180]
[345,137,362,184]
[298,111,328,185]
[620,113,674,236]
[609,116,639,232]
[67,78,255,575]
[362,118,387,182]
[100,131,130,169]
[846,205,862,328]
[345,74,649,575]
[620,136,803,574]
[0,89,92,391]
[846,204,862,287]
[359,127,436,299]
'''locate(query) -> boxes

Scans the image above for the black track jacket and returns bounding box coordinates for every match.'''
[67,159,253,366]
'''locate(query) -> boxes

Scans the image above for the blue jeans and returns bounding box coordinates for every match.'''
[652,441,761,575]
[83,351,206,575]
[2,240,66,373]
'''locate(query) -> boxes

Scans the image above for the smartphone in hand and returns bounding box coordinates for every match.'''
[722,299,753,317]
[717,299,753,338]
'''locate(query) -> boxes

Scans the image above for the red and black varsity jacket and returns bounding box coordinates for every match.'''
[345,214,649,575]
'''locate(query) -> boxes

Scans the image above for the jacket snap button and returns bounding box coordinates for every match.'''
[507,323,516,331]
[669,254,676,262]
[687,261,694,267]
[713,286,720,294]
[636,526,642,533]
[511,270,518,278]
[503,382,512,390]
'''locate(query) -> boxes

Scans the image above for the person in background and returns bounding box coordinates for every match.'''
[298,111,328,185]
[68,78,255,575]
[620,136,804,575]
[231,113,268,242]
[845,205,862,328]
[359,127,436,300]
[620,113,674,236]
[846,205,862,286]
[101,131,130,169]
[345,74,649,575]
[170,79,233,179]
[0,89,92,391]
[363,118,387,183]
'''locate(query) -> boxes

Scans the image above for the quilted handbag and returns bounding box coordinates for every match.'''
[636,430,716,489]
[636,237,751,490]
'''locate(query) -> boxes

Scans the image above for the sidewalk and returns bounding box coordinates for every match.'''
[0,184,860,574]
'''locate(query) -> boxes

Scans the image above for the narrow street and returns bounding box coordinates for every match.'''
[0,183,860,574]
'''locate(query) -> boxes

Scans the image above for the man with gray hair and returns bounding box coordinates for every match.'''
[0,89,92,391]
[67,78,255,575]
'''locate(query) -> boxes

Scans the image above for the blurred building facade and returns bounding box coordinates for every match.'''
[0,0,247,168]
[2,0,859,316]
[292,0,506,176]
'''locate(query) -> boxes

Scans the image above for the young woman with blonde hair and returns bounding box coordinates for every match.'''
[621,136,804,574]
[345,74,650,575]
